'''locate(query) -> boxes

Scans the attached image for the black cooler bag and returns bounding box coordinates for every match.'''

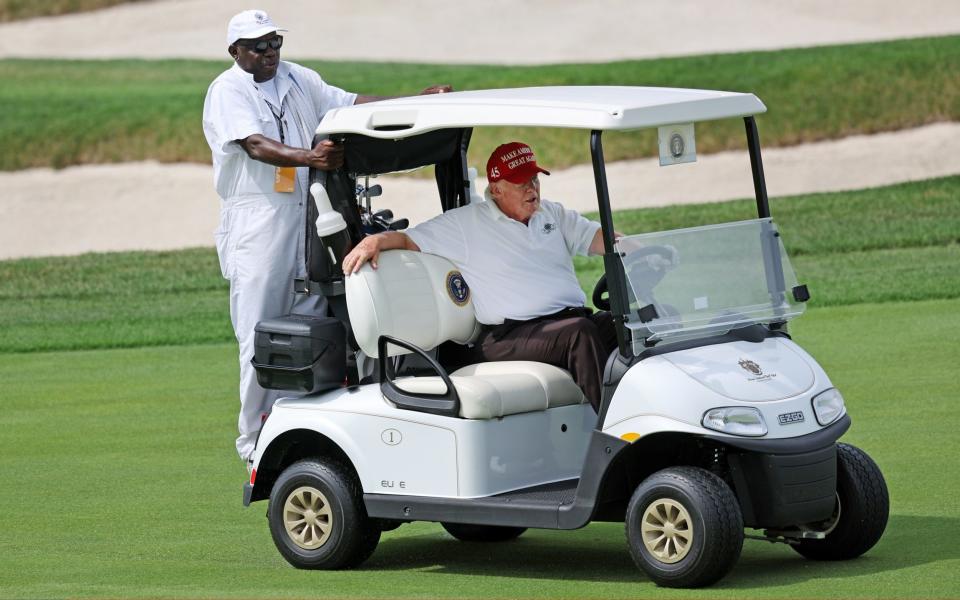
[252,314,346,393]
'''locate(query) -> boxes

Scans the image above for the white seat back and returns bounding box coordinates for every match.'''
[345,250,480,358]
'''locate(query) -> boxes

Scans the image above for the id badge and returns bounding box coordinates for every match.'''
[274,166,296,193]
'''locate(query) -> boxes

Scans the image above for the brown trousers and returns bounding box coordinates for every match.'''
[477,308,619,411]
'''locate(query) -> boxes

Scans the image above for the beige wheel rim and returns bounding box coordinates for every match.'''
[283,486,333,550]
[641,498,693,564]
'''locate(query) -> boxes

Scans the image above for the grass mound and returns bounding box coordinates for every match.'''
[0,0,142,22]
[0,35,957,171]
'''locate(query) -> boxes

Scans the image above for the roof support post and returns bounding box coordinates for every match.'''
[744,117,788,318]
[744,116,771,219]
[590,130,630,358]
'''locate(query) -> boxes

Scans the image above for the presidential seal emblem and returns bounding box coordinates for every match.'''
[670,133,685,158]
[446,271,470,306]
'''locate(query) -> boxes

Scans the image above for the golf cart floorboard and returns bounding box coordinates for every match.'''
[496,478,578,503]
[364,478,581,529]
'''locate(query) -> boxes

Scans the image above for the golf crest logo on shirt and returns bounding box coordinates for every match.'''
[542,222,557,235]
[446,271,470,306]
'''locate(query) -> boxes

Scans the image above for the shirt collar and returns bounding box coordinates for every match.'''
[230,61,292,100]
[485,197,510,221]
[484,196,545,225]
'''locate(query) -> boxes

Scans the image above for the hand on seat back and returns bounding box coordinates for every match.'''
[341,231,421,275]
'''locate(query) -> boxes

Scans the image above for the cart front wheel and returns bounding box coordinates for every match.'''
[791,443,889,561]
[626,467,743,588]
[268,459,380,569]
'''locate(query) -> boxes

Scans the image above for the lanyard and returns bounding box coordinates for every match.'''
[256,82,286,144]
[267,102,285,144]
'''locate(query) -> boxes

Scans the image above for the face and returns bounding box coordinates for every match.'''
[490,175,541,224]
[229,33,282,82]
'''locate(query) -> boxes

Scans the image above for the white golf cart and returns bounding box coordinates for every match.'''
[244,86,889,588]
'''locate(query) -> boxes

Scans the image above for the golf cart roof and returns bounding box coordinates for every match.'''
[316,86,766,139]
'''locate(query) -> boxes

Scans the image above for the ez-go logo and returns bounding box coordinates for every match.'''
[778,411,805,425]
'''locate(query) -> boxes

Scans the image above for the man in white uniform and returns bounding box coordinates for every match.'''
[341,142,618,411]
[202,9,450,468]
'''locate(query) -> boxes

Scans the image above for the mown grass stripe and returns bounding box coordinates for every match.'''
[592,176,960,255]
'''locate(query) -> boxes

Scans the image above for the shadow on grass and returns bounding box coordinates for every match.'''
[727,514,960,590]
[365,515,959,589]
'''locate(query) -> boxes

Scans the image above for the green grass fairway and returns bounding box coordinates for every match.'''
[1,34,958,171]
[2,173,958,597]
[1,299,957,598]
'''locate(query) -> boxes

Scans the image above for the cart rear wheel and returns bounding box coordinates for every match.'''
[441,522,526,542]
[626,467,743,588]
[791,443,888,561]
[268,459,380,569]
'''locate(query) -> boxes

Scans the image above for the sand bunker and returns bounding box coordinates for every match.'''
[2,123,957,260]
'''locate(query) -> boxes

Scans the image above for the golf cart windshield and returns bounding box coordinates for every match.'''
[618,218,804,350]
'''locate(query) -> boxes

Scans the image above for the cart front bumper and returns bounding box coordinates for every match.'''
[715,415,849,528]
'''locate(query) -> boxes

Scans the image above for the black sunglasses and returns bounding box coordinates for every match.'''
[237,35,283,53]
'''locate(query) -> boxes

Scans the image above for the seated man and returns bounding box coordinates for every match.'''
[341,142,618,411]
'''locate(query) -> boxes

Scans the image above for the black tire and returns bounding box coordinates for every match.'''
[267,459,380,569]
[626,467,743,588]
[441,522,527,542]
[792,443,889,561]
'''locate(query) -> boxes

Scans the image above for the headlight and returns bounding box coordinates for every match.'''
[702,407,767,437]
[812,388,845,426]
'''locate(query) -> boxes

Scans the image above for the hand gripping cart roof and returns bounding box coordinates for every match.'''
[245,86,888,588]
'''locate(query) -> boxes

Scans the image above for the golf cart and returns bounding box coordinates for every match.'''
[244,86,889,588]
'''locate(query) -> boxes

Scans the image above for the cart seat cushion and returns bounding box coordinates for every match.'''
[346,250,480,358]
[394,361,585,419]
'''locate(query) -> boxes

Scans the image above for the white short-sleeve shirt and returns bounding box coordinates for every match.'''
[406,199,601,325]
[202,61,356,201]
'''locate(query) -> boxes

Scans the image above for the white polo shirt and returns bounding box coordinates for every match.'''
[202,61,356,202]
[407,198,601,325]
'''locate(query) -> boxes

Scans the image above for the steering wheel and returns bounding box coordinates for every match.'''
[592,245,678,312]
[592,274,611,311]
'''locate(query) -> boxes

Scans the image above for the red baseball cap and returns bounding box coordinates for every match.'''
[486,142,551,184]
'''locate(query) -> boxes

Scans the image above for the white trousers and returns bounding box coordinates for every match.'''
[215,193,327,461]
